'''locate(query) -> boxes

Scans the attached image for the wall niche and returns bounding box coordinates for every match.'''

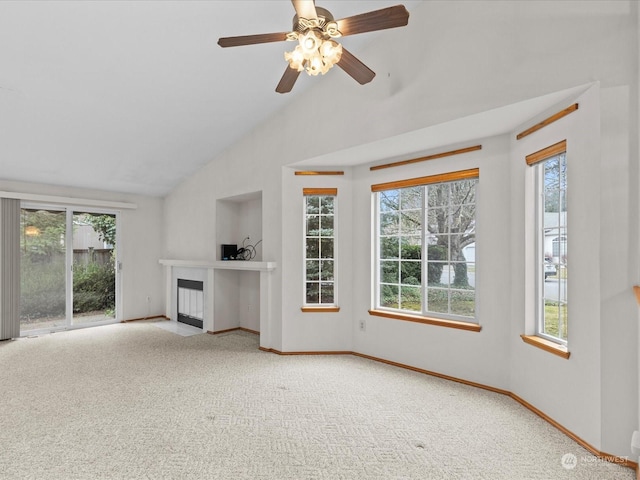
[216,191,262,262]
[214,191,262,332]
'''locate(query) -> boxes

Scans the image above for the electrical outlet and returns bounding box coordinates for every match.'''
[359,319,366,331]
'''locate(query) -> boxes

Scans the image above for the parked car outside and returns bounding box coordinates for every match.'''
[544,261,557,279]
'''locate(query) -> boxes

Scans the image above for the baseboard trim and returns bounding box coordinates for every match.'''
[352,352,511,395]
[261,347,637,470]
[259,347,352,356]
[509,393,636,470]
[120,315,168,323]
[208,327,260,335]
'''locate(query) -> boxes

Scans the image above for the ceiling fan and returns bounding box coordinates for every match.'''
[217,0,410,93]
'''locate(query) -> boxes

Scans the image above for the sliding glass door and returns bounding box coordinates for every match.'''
[20,208,67,332]
[20,205,119,334]
[72,211,117,326]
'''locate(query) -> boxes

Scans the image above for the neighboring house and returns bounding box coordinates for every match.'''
[543,212,567,263]
[462,243,475,263]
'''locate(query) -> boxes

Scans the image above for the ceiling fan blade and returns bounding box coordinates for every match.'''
[291,0,317,20]
[336,5,409,37]
[218,32,289,48]
[337,48,375,85]
[276,67,301,94]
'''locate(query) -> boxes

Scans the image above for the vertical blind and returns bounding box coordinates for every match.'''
[0,198,21,340]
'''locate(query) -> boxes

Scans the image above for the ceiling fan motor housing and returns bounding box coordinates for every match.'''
[291,7,340,39]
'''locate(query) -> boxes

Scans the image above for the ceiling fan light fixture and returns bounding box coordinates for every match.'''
[307,53,325,75]
[285,30,342,76]
[218,2,410,93]
[320,39,342,65]
[284,45,306,71]
[299,30,321,54]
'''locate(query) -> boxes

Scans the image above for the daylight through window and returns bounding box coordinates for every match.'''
[303,189,336,306]
[535,147,568,344]
[373,170,478,321]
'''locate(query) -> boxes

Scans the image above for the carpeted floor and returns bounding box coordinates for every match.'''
[0,322,634,479]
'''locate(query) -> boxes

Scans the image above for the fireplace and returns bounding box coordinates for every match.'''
[161,259,276,345]
[177,279,204,329]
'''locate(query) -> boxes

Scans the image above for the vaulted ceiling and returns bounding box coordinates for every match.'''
[0,1,424,196]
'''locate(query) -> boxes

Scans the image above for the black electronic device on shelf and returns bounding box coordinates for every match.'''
[221,238,263,261]
[221,244,238,261]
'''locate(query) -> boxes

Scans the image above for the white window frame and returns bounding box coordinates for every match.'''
[302,189,338,309]
[372,170,478,323]
[534,150,568,346]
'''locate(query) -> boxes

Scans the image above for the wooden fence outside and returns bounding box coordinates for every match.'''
[73,248,113,266]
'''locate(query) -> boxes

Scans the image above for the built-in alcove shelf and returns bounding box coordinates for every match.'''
[159,259,277,349]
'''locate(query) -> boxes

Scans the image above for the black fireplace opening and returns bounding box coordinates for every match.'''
[177,279,204,329]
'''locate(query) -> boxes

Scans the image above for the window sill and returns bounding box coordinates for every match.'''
[301,306,340,313]
[520,335,570,359]
[368,309,481,332]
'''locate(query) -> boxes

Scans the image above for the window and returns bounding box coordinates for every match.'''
[532,142,568,344]
[551,236,567,258]
[303,189,337,308]
[373,169,478,322]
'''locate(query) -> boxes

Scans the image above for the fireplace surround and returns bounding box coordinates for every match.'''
[160,259,277,348]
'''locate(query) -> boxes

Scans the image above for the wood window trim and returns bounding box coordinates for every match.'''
[370,145,482,171]
[368,309,482,332]
[371,168,479,192]
[295,171,344,176]
[301,306,341,313]
[520,334,570,359]
[303,188,338,196]
[516,104,579,140]
[525,140,567,166]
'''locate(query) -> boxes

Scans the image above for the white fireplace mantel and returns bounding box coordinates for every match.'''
[159,259,276,272]
[159,259,277,348]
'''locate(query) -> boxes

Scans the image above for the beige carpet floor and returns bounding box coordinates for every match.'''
[0,322,634,479]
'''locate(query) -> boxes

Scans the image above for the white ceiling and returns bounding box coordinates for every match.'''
[293,83,592,169]
[0,0,424,197]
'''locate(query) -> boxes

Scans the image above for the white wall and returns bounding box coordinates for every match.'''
[599,82,639,454]
[509,85,604,449]
[238,271,260,332]
[0,179,165,321]
[213,270,240,332]
[119,194,164,320]
[163,0,639,458]
[216,200,241,257]
[280,168,354,352]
